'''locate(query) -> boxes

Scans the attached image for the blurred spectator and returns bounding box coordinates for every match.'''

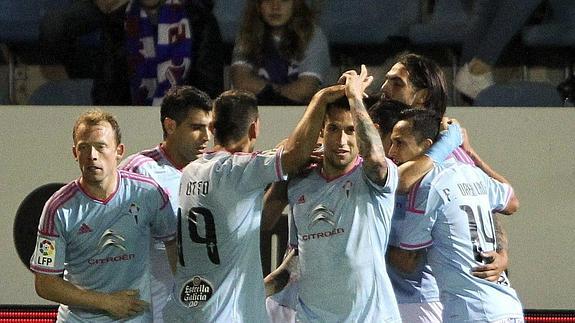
[454,0,544,99]
[40,0,129,80]
[230,0,330,105]
[41,0,224,106]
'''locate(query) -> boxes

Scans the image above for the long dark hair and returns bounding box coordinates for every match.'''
[236,0,316,65]
[396,53,448,117]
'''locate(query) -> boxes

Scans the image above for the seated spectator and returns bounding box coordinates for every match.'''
[230,0,330,105]
[122,0,224,105]
[454,0,544,99]
[41,0,223,106]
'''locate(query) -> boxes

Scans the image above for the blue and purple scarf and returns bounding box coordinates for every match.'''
[125,0,192,105]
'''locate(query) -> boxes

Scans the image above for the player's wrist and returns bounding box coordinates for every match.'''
[425,124,463,163]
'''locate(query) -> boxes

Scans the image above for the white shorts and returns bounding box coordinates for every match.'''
[266,297,296,323]
[398,301,443,323]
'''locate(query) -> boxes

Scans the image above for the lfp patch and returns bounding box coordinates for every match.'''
[36,238,56,267]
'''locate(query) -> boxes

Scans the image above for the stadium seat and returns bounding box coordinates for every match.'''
[0,0,72,44]
[213,0,244,44]
[408,0,476,104]
[408,0,474,46]
[27,79,93,106]
[318,0,420,45]
[473,81,564,107]
[522,0,575,48]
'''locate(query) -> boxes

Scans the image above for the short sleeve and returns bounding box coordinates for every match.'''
[149,186,177,241]
[484,174,514,213]
[30,208,66,275]
[398,187,439,251]
[231,148,287,191]
[231,40,253,68]
[363,158,398,197]
[297,27,330,84]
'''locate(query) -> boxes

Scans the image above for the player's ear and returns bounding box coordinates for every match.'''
[413,89,429,107]
[423,138,433,151]
[163,117,177,136]
[116,143,125,162]
[72,146,78,161]
[248,118,260,140]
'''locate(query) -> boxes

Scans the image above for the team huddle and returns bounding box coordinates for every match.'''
[30,53,523,322]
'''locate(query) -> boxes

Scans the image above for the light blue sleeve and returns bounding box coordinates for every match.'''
[230,148,287,191]
[30,208,66,275]
[363,158,398,197]
[398,186,439,251]
[149,186,177,241]
[483,171,513,212]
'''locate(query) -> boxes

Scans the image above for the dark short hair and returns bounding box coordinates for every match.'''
[396,53,448,117]
[73,108,122,145]
[368,99,410,136]
[325,96,350,117]
[160,85,212,139]
[212,90,259,145]
[398,108,441,143]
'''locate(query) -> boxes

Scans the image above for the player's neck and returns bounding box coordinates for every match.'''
[214,138,253,154]
[321,160,356,180]
[79,174,118,200]
[161,141,187,169]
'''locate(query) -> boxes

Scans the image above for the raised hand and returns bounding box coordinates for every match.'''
[338,64,374,99]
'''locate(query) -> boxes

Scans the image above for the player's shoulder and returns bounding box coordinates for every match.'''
[119,169,162,190]
[45,181,81,211]
[120,147,162,171]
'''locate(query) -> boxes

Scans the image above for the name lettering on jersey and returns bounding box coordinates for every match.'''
[36,239,56,267]
[185,180,209,196]
[457,182,487,197]
[88,253,135,265]
[97,229,127,252]
[302,228,345,241]
[180,276,214,308]
[443,188,452,202]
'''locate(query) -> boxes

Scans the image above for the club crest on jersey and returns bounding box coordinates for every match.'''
[128,203,140,224]
[180,276,214,308]
[97,229,127,252]
[36,239,56,267]
[308,204,336,229]
[343,181,353,198]
[297,195,305,204]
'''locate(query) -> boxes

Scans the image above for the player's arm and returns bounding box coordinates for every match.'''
[164,238,178,274]
[281,84,345,176]
[34,273,148,318]
[460,126,519,215]
[387,246,426,273]
[274,75,321,104]
[397,118,462,194]
[263,248,297,297]
[262,181,289,232]
[341,65,388,184]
